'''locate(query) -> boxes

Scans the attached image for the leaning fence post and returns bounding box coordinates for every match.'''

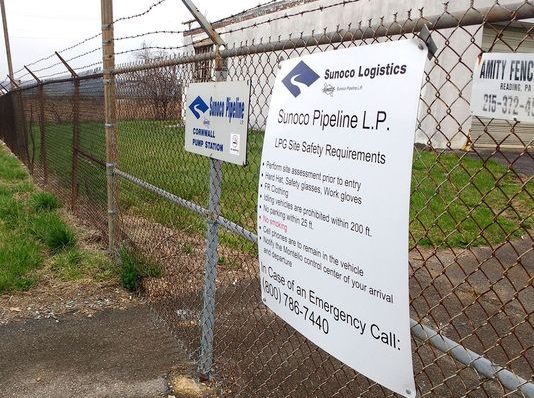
[101,0,119,258]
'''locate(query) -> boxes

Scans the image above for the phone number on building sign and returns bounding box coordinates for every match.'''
[482,94,534,117]
[262,278,330,334]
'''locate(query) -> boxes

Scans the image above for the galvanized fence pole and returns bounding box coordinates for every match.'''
[180,0,229,379]
[101,0,119,257]
[198,51,227,380]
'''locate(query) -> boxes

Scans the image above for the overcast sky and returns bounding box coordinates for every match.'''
[0,0,265,82]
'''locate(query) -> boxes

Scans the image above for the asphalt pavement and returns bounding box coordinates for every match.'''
[0,305,188,398]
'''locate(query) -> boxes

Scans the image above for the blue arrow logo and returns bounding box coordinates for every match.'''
[189,96,209,119]
[282,61,320,97]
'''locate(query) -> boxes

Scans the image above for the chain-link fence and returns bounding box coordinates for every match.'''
[0,1,533,397]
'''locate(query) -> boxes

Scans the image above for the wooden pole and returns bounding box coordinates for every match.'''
[0,0,13,86]
[101,0,119,257]
[6,74,18,88]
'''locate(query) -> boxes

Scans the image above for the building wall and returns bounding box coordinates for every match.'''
[184,0,519,149]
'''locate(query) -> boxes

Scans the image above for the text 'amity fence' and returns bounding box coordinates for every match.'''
[0,0,532,397]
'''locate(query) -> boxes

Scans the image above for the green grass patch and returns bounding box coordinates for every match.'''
[50,248,114,282]
[30,212,76,253]
[410,151,532,247]
[0,145,116,294]
[119,247,163,291]
[29,191,60,212]
[0,149,28,181]
[50,248,83,280]
[0,231,42,292]
[28,120,533,250]
[182,242,193,255]
[0,194,23,227]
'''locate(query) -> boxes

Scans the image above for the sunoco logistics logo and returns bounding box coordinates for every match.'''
[282,61,320,97]
[189,96,209,119]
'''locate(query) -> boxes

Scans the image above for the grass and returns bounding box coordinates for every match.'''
[0,144,116,294]
[411,151,532,247]
[27,120,533,250]
[30,212,76,253]
[182,242,194,255]
[51,248,115,282]
[119,247,162,291]
[29,191,60,211]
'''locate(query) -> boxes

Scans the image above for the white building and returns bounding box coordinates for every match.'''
[183,0,534,149]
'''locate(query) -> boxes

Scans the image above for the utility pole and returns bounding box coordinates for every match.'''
[0,0,14,87]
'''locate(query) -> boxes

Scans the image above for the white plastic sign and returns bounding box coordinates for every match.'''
[471,52,534,123]
[257,39,427,398]
[185,81,250,165]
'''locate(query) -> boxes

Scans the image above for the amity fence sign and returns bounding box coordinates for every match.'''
[471,52,534,123]
[257,39,427,398]
[185,81,251,165]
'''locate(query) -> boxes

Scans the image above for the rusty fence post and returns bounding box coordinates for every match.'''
[38,83,47,185]
[25,66,47,185]
[71,78,80,210]
[55,51,81,210]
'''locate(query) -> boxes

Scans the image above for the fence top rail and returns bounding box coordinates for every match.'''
[8,72,103,92]
[111,0,534,75]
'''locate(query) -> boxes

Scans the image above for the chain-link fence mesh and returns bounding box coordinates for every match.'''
[0,1,532,397]
[0,77,107,230]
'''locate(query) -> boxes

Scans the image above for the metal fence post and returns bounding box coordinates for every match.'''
[198,51,227,380]
[71,78,80,210]
[180,0,229,379]
[38,83,47,185]
[25,66,47,184]
[101,0,119,257]
[55,51,81,211]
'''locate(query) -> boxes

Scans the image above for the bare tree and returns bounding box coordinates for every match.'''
[123,44,182,121]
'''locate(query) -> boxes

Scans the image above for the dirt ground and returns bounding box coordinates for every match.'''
[121,212,533,398]
[0,279,135,325]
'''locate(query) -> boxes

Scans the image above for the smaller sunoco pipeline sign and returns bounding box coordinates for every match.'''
[471,52,534,123]
[185,81,251,165]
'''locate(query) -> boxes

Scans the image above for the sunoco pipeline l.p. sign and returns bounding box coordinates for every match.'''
[257,39,428,398]
[185,81,251,165]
